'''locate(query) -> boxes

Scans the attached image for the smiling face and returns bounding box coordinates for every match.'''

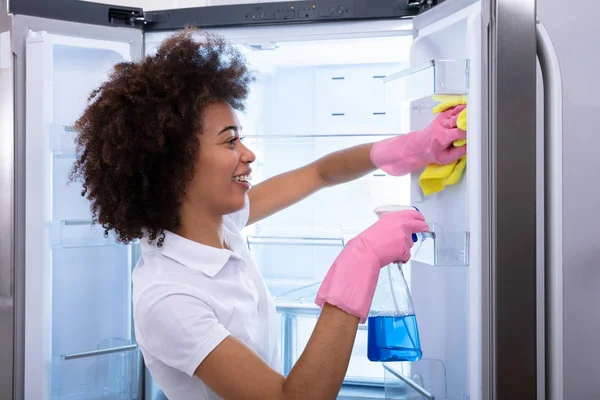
[185,101,256,217]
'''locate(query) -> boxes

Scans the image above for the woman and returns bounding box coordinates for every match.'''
[70,29,466,400]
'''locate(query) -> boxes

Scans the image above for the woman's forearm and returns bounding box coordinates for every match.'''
[313,143,376,186]
[282,303,359,400]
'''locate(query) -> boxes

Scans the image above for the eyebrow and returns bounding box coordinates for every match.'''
[218,125,241,135]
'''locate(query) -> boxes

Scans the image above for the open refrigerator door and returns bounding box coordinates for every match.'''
[16,16,144,400]
[381,1,483,399]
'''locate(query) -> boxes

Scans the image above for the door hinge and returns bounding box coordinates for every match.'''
[407,0,443,12]
[108,8,169,27]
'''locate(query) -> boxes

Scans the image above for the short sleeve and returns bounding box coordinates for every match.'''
[134,283,230,377]
[224,193,250,231]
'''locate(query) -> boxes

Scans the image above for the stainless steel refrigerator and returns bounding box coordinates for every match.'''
[0,0,598,399]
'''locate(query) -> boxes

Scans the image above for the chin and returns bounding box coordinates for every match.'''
[221,197,247,216]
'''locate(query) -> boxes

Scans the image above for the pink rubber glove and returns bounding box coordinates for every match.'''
[370,104,467,176]
[315,210,429,323]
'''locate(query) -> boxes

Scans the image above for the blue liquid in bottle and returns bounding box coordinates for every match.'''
[367,314,422,362]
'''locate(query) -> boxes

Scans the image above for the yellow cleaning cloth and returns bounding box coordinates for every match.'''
[419,95,467,196]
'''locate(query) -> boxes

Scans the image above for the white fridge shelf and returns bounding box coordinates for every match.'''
[383,59,470,103]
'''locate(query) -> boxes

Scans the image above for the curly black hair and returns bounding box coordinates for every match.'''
[68,29,256,246]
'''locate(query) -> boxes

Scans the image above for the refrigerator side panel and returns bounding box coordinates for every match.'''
[537,0,600,398]
[490,0,538,398]
[0,0,14,398]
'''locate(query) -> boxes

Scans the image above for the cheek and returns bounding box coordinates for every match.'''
[198,149,238,183]
[193,151,219,190]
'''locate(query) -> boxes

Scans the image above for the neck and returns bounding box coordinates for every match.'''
[176,201,226,249]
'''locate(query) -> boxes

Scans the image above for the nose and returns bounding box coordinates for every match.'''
[239,141,256,164]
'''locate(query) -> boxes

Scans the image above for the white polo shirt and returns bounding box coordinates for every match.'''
[132,199,281,399]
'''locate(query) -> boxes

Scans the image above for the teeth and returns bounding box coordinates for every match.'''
[233,174,252,182]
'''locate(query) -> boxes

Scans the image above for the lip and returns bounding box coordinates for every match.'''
[234,180,251,190]
[233,169,252,178]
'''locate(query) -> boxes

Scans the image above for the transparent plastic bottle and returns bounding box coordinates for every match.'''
[366,205,423,362]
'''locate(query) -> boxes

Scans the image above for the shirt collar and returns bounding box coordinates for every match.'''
[143,230,234,278]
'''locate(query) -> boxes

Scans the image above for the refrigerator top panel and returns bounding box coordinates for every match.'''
[8,0,449,30]
[141,0,421,30]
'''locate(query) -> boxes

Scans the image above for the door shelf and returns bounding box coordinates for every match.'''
[52,338,140,400]
[383,59,470,104]
[51,219,136,249]
[51,124,77,157]
[383,359,468,400]
[411,230,470,267]
[342,229,470,267]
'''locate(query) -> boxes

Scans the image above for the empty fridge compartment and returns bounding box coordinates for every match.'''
[383,59,470,105]
[244,134,403,236]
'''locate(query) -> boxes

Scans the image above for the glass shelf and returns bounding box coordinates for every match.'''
[383,359,468,400]
[247,235,344,248]
[383,59,470,104]
[265,279,320,297]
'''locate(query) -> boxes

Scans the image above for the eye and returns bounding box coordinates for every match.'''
[226,136,238,148]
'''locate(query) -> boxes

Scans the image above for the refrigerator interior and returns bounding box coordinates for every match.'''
[145,2,480,395]
[147,30,413,385]
[24,33,141,400]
